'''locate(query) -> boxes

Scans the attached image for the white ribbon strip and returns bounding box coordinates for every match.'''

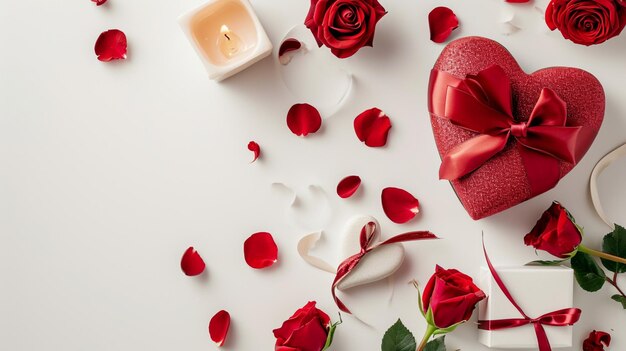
[590,143,626,230]
[297,232,336,274]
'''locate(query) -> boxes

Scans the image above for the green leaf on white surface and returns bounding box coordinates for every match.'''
[381,319,416,351]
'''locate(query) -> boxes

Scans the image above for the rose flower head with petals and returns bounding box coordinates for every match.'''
[583,330,611,351]
[421,265,486,330]
[273,301,339,351]
[545,0,626,46]
[524,201,582,258]
[304,0,387,58]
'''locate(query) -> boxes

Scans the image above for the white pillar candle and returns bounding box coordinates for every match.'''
[178,0,273,81]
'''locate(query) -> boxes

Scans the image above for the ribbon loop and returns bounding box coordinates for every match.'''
[429,65,585,196]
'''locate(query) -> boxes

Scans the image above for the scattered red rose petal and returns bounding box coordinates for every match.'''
[287,103,322,137]
[354,108,392,147]
[248,141,260,163]
[337,175,361,198]
[278,38,303,65]
[244,232,278,269]
[94,29,127,62]
[428,7,459,43]
[92,0,107,5]
[583,330,611,351]
[209,310,231,347]
[381,187,420,224]
[181,246,206,276]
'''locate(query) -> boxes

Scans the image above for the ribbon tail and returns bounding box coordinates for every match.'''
[518,146,560,196]
[440,134,508,180]
[533,323,552,351]
[331,257,361,314]
[379,231,438,245]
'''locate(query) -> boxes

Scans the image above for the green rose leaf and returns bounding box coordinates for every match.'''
[424,336,446,351]
[571,251,606,292]
[611,295,626,309]
[381,319,416,351]
[601,224,626,273]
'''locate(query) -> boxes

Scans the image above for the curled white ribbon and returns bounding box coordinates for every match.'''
[590,143,626,230]
[297,232,336,274]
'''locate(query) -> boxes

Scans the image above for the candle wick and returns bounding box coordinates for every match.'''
[224,33,231,41]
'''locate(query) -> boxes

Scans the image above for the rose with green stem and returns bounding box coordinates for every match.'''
[525,202,626,308]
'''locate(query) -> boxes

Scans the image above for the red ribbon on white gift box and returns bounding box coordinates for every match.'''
[478,239,581,351]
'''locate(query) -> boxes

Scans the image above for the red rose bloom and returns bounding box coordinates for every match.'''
[524,202,582,258]
[304,0,387,58]
[545,0,626,45]
[583,330,611,351]
[273,301,331,351]
[421,265,486,329]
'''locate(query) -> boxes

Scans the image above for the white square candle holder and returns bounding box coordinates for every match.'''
[178,0,273,81]
[478,265,575,349]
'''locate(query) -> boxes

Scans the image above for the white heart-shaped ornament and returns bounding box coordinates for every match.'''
[336,215,405,291]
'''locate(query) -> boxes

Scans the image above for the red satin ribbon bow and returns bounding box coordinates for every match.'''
[478,241,581,351]
[331,222,437,313]
[428,65,583,195]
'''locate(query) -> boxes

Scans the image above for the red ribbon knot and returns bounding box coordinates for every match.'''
[479,240,581,351]
[510,122,528,138]
[428,65,584,196]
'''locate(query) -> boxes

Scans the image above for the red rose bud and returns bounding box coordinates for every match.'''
[524,201,582,258]
[583,330,611,351]
[545,0,626,46]
[273,301,334,351]
[421,265,486,329]
[304,0,387,58]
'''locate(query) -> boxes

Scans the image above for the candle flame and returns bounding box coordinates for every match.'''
[220,25,230,35]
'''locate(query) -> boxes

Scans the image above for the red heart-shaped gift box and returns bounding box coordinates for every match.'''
[428,37,604,220]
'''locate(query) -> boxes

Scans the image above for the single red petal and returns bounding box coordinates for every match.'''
[354,108,392,147]
[208,310,231,347]
[92,0,107,5]
[278,38,303,65]
[244,232,278,269]
[337,175,361,198]
[94,29,127,62]
[181,247,206,276]
[248,141,260,163]
[381,187,420,224]
[428,7,459,43]
[286,104,322,137]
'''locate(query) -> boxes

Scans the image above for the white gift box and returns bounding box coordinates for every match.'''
[478,265,575,349]
[178,0,273,81]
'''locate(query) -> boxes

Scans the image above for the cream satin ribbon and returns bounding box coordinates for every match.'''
[590,143,626,230]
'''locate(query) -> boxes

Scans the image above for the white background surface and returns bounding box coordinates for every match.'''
[2,0,626,350]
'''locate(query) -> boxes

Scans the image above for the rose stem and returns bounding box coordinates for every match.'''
[605,271,626,298]
[416,324,437,351]
[578,245,626,265]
